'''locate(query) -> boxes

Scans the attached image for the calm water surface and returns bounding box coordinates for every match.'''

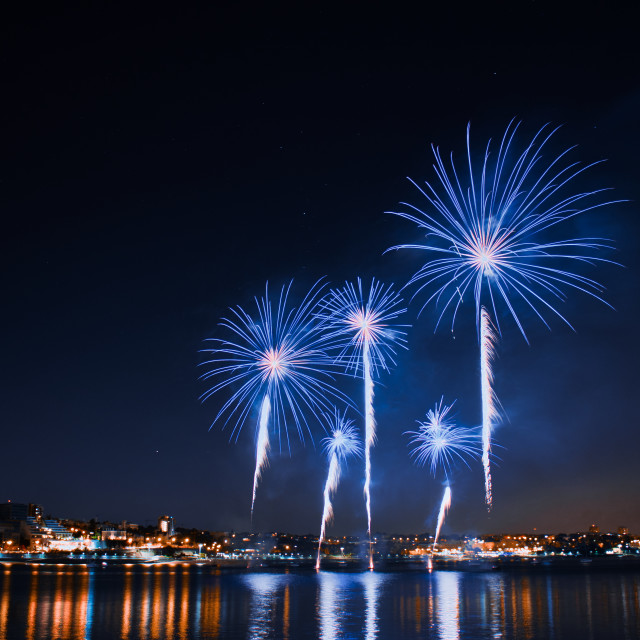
[1,563,639,639]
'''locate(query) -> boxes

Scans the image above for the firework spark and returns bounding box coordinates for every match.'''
[318,278,407,568]
[316,412,362,570]
[480,307,499,508]
[433,486,452,550]
[200,280,351,515]
[407,399,480,476]
[390,121,618,506]
[251,395,271,519]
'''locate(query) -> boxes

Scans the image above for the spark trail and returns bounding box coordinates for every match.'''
[251,394,271,520]
[480,307,498,509]
[433,485,452,550]
[363,339,375,569]
[316,414,361,570]
[318,278,407,569]
[317,451,340,569]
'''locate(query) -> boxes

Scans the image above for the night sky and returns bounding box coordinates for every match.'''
[1,4,638,536]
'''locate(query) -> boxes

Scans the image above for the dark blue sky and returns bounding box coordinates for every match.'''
[1,4,638,536]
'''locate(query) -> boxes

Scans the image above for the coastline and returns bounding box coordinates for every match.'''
[2,553,640,573]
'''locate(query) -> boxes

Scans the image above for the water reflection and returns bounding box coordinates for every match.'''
[84,570,95,640]
[244,573,288,640]
[0,569,9,639]
[486,574,505,639]
[584,574,594,640]
[26,570,37,640]
[360,571,385,640]
[200,573,222,638]
[546,575,554,640]
[1,563,640,638]
[317,571,342,640]
[121,571,132,639]
[434,571,460,640]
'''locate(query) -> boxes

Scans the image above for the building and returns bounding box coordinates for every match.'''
[158,515,175,537]
[101,529,128,542]
[0,501,72,550]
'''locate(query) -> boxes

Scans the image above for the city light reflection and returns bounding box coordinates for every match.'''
[121,571,133,639]
[150,569,163,638]
[283,582,290,640]
[0,562,639,638]
[140,569,150,639]
[0,569,9,639]
[83,570,95,640]
[165,570,176,639]
[200,578,221,637]
[179,567,190,637]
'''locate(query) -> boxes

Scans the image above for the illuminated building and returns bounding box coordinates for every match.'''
[0,502,73,549]
[101,529,128,541]
[158,515,175,537]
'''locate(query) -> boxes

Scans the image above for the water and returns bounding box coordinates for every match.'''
[1,562,639,639]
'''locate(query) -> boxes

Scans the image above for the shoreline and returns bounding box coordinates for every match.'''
[2,554,640,573]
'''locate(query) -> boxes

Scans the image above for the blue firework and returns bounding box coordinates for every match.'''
[387,120,620,341]
[317,277,408,376]
[199,279,350,448]
[406,399,480,479]
[322,410,363,462]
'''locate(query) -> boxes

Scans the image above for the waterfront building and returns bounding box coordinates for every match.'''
[158,515,175,537]
[0,501,72,549]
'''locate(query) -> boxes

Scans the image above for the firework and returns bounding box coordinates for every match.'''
[200,280,351,516]
[407,399,480,476]
[407,399,480,550]
[318,278,407,568]
[389,121,618,507]
[316,412,362,570]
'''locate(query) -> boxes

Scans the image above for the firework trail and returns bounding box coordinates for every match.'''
[407,399,480,550]
[251,395,271,519]
[480,307,499,508]
[362,339,375,568]
[200,280,352,516]
[318,278,407,569]
[389,121,618,505]
[316,412,361,570]
[433,485,452,550]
